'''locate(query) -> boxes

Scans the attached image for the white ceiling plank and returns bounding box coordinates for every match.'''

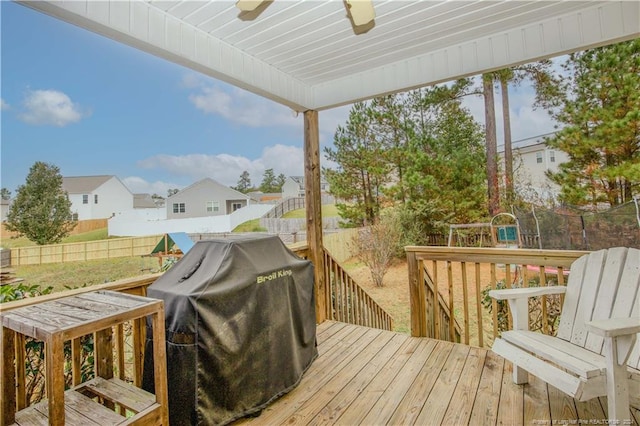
[86,1,110,25]
[109,1,131,33]
[181,23,196,60]
[165,15,182,54]
[131,1,150,41]
[148,5,167,48]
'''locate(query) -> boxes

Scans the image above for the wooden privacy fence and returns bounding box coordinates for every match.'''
[405,246,587,348]
[10,235,161,266]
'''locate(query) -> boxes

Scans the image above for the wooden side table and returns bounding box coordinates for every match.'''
[1,290,168,425]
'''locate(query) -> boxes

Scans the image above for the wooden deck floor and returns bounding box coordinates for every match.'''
[238,321,640,426]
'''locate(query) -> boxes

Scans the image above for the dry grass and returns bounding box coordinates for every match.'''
[343,258,412,334]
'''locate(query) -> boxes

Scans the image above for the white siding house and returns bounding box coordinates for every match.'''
[62,175,133,220]
[166,178,251,219]
[0,199,10,222]
[282,176,330,199]
[499,133,569,201]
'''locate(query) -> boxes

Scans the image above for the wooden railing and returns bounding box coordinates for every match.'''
[406,246,587,348]
[290,242,394,331]
[323,250,394,331]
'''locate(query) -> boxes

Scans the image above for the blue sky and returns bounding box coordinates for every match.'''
[1,1,556,197]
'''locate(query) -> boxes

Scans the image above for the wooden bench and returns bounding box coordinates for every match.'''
[1,291,169,425]
[490,247,640,423]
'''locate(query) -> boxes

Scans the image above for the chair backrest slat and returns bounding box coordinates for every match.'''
[585,247,628,353]
[557,247,640,369]
[557,254,589,342]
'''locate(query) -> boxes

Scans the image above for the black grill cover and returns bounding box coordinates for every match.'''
[142,235,317,425]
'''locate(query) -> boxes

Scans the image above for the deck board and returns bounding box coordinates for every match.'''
[236,321,638,426]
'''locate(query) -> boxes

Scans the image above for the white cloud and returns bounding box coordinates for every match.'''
[136,144,309,187]
[183,72,350,141]
[189,83,300,128]
[121,176,182,195]
[19,89,87,127]
[0,99,9,110]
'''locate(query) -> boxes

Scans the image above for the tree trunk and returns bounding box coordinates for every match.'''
[501,77,514,205]
[483,74,500,215]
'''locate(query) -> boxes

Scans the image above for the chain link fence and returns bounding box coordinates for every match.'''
[513,200,640,250]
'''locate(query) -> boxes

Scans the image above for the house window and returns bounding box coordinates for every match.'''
[173,203,185,213]
[549,150,556,163]
[232,203,242,211]
[94,194,99,204]
[82,194,89,204]
[536,152,543,164]
[206,201,219,212]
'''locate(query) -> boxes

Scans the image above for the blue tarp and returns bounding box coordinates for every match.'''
[150,232,194,254]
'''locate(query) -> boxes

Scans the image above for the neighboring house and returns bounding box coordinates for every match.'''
[0,198,10,222]
[282,176,330,199]
[166,178,251,219]
[248,192,282,204]
[134,193,161,209]
[62,175,133,220]
[498,132,569,201]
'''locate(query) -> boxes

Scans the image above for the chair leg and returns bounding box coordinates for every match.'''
[604,336,632,423]
[513,365,528,384]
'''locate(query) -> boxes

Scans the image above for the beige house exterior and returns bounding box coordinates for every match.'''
[166,178,251,220]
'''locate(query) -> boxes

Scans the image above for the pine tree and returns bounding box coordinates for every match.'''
[324,102,390,226]
[542,40,640,207]
[234,170,252,193]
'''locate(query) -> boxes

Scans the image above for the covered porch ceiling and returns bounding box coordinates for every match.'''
[19,1,640,112]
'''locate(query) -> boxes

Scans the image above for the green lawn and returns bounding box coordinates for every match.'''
[10,256,160,294]
[1,228,109,249]
[232,219,267,232]
[282,204,340,219]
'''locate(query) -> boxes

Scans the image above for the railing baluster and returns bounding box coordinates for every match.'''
[447,261,455,342]
[539,266,548,335]
[15,333,26,410]
[71,337,82,386]
[475,262,483,348]
[115,324,125,381]
[491,262,498,341]
[432,260,440,340]
[461,262,470,345]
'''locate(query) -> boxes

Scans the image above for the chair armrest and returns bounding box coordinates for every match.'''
[586,318,640,337]
[489,286,567,301]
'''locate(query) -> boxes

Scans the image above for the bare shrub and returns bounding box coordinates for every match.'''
[352,213,401,287]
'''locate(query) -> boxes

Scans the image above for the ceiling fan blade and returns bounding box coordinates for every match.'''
[345,0,375,27]
[236,0,266,12]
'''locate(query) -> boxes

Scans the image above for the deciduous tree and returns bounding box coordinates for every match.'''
[6,162,75,245]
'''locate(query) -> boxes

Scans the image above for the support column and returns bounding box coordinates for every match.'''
[304,110,327,323]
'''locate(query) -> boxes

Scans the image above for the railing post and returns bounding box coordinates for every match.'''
[407,250,427,337]
[304,110,328,323]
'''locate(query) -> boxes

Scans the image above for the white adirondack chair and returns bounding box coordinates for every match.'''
[490,247,640,423]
